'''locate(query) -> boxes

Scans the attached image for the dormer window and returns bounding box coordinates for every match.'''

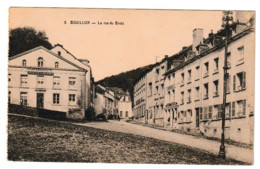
[55,62,59,68]
[38,57,43,67]
[22,59,26,67]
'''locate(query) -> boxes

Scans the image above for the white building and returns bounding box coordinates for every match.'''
[94,85,119,119]
[118,91,133,119]
[163,11,255,144]
[8,44,95,120]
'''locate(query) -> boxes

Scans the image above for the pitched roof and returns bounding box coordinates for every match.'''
[8,46,86,71]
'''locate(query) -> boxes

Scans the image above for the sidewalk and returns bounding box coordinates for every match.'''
[80,120,253,164]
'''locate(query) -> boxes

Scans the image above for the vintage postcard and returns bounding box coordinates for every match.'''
[7,8,255,164]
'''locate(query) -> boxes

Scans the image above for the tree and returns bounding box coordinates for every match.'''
[9,27,52,57]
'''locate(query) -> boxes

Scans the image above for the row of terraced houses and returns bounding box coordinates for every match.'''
[133,11,255,144]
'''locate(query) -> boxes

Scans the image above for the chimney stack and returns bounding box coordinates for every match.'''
[192,28,204,53]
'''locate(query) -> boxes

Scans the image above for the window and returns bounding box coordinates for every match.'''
[20,92,28,106]
[214,105,219,119]
[204,83,209,99]
[20,75,28,87]
[199,107,203,120]
[232,101,236,116]
[237,100,246,116]
[120,111,123,117]
[217,104,222,119]
[203,107,208,120]
[234,72,246,91]
[155,86,159,94]
[225,103,231,118]
[8,91,11,103]
[53,93,60,104]
[55,62,59,68]
[8,73,11,83]
[188,70,192,82]
[156,69,159,81]
[58,51,61,56]
[69,94,76,103]
[187,89,191,103]
[213,58,219,73]
[196,66,200,80]
[227,74,230,93]
[126,111,128,117]
[213,80,219,97]
[181,91,184,104]
[168,75,171,81]
[53,76,60,88]
[187,109,192,122]
[69,77,76,88]
[204,62,209,77]
[172,90,175,102]
[181,73,185,84]
[238,46,244,59]
[38,57,43,67]
[37,75,44,87]
[195,86,200,101]
[161,84,164,96]
[208,106,213,119]
[148,83,152,96]
[227,52,231,66]
[22,59,26,67]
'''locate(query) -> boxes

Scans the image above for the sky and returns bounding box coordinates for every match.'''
[9,8,223,81]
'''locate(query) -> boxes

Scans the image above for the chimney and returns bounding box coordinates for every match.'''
[208,30,214,37]
[192,28,204,53]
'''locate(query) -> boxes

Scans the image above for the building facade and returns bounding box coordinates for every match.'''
[94,85,119,119]
[118,91,133,119]
[133,11,255,144]
[8,45,94,120]
[133,75,147,123]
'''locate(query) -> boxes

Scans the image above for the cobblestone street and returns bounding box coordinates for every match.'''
[8,114,249,164]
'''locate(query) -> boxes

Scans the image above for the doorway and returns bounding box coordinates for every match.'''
[37,93,44,108]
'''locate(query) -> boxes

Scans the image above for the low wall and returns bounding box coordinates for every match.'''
[8,104,67,121]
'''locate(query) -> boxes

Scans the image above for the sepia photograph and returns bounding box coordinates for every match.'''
[6,7,255,165]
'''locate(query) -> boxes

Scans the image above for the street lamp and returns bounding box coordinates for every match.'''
[219,11,234,159]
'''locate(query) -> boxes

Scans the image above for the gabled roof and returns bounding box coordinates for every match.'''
[51,44,93,75]
[8,46,87,71]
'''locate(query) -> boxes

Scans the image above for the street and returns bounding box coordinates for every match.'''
[8,114,246,164]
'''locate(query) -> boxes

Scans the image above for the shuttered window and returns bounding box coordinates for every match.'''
[233,75,236,91]
[208,106,213,119]
[199,107,203,120]
[232,101,236,116]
